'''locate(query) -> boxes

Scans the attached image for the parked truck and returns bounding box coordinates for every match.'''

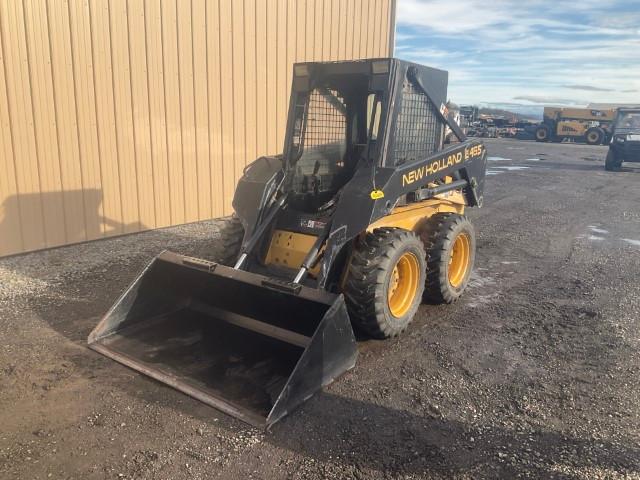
[535,107,616,145]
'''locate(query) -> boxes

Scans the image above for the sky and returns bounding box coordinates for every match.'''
[395,0,640,115]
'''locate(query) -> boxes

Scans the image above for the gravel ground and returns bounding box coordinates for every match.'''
[1,138,639,479]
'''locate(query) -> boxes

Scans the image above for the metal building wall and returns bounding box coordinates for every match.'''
[0,0,395,257]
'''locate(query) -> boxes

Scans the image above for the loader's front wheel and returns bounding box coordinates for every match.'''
[345,228,426,339]
[585,127,605,145]
[605,149,622,171]
[207,215,244,266]
[422,213,475,304]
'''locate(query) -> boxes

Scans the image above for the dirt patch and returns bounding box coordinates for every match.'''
[1,139,639,479]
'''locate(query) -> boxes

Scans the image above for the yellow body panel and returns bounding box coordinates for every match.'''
[557,120,588,136]
[544,106,617,122]
[264,230,322,276]
[367,195,466,233]
[265,193,465,278]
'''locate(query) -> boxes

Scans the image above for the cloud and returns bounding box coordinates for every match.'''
[395,0,640,105]
[394,32,417,42]
[484,102,533,107]
[513,95,585,106]
[563,85,614,92]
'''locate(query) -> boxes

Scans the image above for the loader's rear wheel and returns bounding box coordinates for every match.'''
[586,127,605,145]
[535,125,550,142]
[421,213,475,304]
[345,228,426,339]
[207,215,244,266]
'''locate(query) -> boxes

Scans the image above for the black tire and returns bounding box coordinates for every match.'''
[344,228,426,339]
[421,213,475,304]
[605,149,622,171]
[207,215,244,266]
[585,127,605,146]
[535,125,550,142]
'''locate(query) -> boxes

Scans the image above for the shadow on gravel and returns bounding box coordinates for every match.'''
[266,392,640,479]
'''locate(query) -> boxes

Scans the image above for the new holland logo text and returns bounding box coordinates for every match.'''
[402,145,484,187]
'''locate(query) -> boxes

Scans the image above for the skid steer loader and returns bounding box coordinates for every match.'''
[89,59,487,428]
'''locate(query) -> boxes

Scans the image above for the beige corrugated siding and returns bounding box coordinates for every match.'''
[0,0,395,257]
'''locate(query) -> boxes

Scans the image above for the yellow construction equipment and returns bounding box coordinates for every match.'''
[535,107,616,145]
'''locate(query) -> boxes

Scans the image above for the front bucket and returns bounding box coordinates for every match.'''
[88,251,357,428]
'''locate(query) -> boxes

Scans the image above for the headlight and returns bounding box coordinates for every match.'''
[615,135,626,142]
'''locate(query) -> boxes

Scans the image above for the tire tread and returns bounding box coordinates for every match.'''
[344,228,426,339]
[421,213,475,304]
[208,216,244,266]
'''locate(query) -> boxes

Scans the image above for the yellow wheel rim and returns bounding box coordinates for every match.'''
[388,252,420,318]
[448,233,471,288]
[588,132,598,142]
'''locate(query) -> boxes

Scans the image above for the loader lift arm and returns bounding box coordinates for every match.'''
[383,139,486,207]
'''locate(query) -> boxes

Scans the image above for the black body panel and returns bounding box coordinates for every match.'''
[233,156,284,239]
[610,141,640,162]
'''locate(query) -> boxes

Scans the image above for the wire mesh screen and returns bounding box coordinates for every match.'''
[293,88,347,193]
[392,80,442,165]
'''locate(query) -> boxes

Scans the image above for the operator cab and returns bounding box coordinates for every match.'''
[288,74,384,213]
[614,109,640,130]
